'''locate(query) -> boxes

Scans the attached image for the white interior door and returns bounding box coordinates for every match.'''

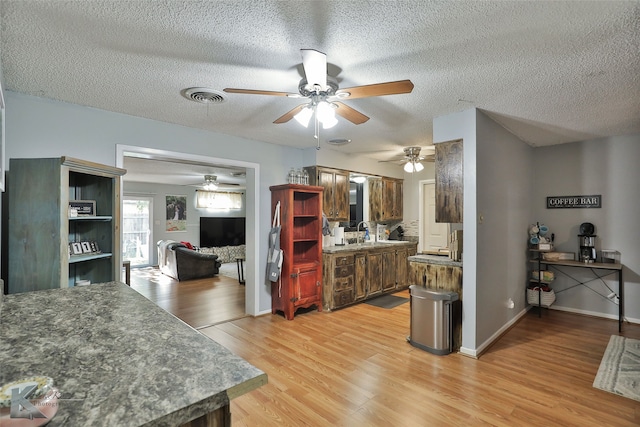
[123,196,153,267]
[420,181,449,252]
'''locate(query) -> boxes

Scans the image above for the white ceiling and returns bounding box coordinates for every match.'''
[1,1,639,167]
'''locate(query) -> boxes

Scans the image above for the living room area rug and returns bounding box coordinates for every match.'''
[364,294,409,309]
[593,335,640,402]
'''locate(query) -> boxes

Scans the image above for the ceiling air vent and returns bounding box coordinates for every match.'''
[181,87,227,104]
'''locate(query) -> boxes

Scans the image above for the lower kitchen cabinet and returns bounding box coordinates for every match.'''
[367,252,383,296]
[354,253,367,301]
[322,242,417,310]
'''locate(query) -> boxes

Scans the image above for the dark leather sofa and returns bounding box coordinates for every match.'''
[157,240,221,281]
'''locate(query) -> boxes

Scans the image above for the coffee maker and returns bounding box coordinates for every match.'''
[578,222,596,263]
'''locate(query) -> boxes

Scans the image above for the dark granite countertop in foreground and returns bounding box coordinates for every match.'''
[0,282,266,426]
[409,254,463,267]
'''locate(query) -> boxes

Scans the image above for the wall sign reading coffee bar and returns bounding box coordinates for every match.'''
[547,195,601,209]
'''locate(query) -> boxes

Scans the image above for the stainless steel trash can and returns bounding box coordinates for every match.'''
[408,285,459,355]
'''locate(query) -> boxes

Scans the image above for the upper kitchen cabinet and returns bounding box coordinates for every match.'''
[435,140,463,223]
[305,166,349,221]
[369,177,403,222]
[7,157,126,293]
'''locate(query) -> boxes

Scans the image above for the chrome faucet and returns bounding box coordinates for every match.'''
[357,221,368,244]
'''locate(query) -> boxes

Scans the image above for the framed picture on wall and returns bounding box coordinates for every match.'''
[166,194,187,232]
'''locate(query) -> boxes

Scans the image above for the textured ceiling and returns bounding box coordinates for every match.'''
[1,0,639,164]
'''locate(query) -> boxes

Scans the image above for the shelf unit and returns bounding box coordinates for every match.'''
[528,249,556,315]
[532,256,624,331]
[270,184,323,320]
[8,157,126,293]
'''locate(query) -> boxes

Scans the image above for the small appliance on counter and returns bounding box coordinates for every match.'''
[578,222,596,263]
[388,226,404,241]
[334,226,345,246]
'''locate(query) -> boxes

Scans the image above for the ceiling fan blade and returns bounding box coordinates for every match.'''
[336,79,414,99]
[273,104,308,124]
[334,102,370,125]
[223,88,294,97]
[301,49,327,91]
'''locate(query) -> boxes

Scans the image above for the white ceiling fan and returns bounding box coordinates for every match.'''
[224,49,414,143]
[187,174,244,191]
[379,146,435,173]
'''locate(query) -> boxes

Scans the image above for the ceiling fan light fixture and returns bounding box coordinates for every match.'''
[203,174,219,191]
[294,106,313,127]
[321,114,338,129]
[315,101,335,123]
[404,161,424,173]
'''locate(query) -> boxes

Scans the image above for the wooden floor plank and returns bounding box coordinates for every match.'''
[201,303,640,426]
[130,266,246,329]
[131,270,639,426]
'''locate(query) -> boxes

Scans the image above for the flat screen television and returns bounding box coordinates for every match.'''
[200,217,246,247]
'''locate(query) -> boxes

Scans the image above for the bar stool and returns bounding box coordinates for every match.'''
[235,257,245,285]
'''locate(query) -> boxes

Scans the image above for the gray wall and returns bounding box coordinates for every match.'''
[3,91,302,315]
[532,135,640,320]
[475,110,534,348]
[435,107,640,355]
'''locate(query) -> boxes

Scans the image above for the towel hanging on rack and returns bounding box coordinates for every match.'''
[267,201,283,282]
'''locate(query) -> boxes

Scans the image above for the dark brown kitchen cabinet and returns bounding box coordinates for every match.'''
[435,140,463,223]
[367,252,383,296]
[383,178,403,220]
[354,253,367,301]
[304,166,349,221]
[395,247,409,290]
[369,177,403,222]
[322,242,417,310]
[270,184,323,320]
[382,249,397,291]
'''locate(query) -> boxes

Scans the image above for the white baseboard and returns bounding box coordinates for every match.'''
[462,307,531,358]
[548,304,640,325]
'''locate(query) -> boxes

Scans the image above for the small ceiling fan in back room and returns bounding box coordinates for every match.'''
[224,49,414,147]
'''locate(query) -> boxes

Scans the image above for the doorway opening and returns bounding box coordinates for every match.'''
[123,196,153,267]
[116,145,261,318]
[419,180,450,253]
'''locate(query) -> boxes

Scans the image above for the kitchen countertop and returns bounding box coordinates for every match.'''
[0,282,267,426]
[409,254,463,267]
[323,240,417,253]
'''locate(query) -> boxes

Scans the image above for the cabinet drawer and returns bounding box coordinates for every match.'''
[334,255,354,266]
[334,275,354,292]
[334,264,354,278]
[333,289,355,308]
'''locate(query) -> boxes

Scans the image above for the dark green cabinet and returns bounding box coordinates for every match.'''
[8,157,126,293]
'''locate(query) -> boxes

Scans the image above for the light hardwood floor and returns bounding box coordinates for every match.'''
[130,272,639,426]
[130,266,246,329]
[199,291,639,427]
